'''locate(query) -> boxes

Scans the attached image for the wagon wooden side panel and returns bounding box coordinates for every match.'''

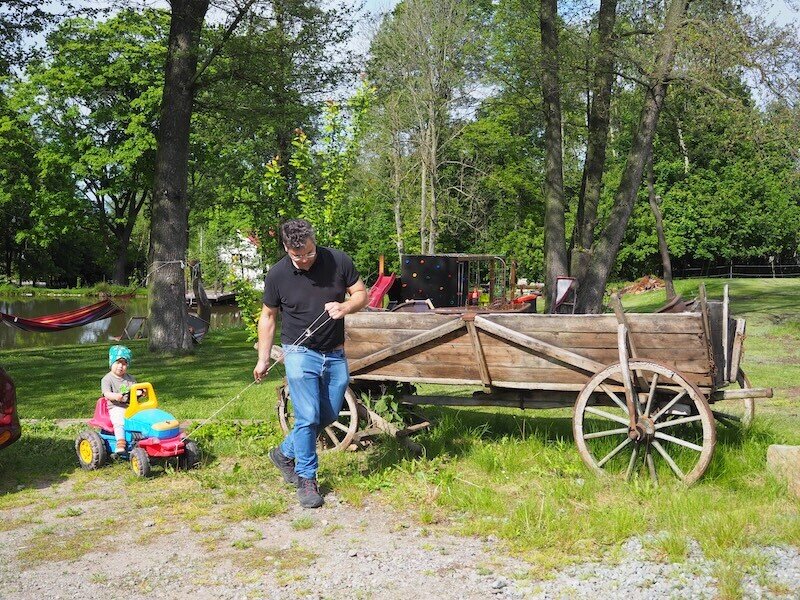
[344,312,715,392]
[344,313,483,386]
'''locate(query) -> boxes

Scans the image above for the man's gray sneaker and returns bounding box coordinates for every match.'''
[269,447,299,486]
[297,476,324,508]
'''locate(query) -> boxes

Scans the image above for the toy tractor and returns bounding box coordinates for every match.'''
[75,382,200,477]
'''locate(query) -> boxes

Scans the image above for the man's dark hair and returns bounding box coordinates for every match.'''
[280,219,316,249]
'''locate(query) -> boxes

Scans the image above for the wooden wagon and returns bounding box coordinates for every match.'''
[275,286,771,484]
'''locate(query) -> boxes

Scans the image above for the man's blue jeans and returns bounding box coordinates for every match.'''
[280,345,349,479]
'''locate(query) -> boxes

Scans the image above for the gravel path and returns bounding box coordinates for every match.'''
[1,477,799,599]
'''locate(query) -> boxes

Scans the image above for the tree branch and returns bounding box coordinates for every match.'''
[192,0,258,88]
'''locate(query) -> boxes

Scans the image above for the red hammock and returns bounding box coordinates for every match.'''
[0,299,123,332]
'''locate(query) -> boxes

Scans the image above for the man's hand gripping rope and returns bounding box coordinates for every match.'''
[253,309,333,382]
[184,310,332,442]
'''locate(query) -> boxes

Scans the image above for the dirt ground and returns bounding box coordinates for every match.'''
[0,472,538,600]
[3,466,800,599]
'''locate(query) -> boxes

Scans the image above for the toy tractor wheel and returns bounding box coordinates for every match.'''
[130,447,151,477]
[75,430,108,470]
[179,440,201,470]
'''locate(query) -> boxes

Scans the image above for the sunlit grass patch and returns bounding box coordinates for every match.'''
[18,517,118,567]
[643,532,691,563]
[222,491,288,521]
[291,515,314,530]
[226,541,318,572]
[0,487,43,510]
[0,513,42,532]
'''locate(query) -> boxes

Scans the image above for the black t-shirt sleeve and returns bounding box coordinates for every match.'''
[262,270,281,308]
[341,252,360,288]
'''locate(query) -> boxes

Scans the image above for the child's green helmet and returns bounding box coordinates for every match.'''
[109,345,132,368]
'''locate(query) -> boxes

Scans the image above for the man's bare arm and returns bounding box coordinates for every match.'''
[325,278,369,320]
[253,304,279,381]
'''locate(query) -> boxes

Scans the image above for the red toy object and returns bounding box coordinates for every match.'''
[88,397,114,431]
[138,434,188,458]
[512,293,540,304]
[368,273,396,308]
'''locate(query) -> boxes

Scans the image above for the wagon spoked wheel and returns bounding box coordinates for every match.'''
[277,384,359,452]
[573,360,716,485]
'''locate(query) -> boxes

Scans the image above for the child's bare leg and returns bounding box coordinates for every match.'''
[108,405,126,452]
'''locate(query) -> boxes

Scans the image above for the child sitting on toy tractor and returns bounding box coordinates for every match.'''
[75,347,200,477]
[101,345,136,454]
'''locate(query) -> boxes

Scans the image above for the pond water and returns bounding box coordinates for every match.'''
[0,297,242,349]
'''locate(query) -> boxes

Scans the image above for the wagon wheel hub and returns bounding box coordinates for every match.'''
[630,416,656,441]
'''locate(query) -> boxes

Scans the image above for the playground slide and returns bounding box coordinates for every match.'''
[367,273,397,308]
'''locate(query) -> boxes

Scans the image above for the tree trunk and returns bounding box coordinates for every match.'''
[539,0,568,310]
[148,0,209,353]
[391,134,405,261]
[576,0,689,314]
[571,0,617,281]
[420,145,428,252]
[112,247,128,286]
[676,117,690,174]
[428,113,439,254]
[647,154,676,300]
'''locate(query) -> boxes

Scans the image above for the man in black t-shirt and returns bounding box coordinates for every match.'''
[253,219,368,508]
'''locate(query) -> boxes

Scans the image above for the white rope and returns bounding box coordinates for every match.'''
[146,259,186,284]
[183,309,332,441]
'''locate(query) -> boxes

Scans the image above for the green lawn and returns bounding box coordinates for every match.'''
[1,278,799,598]
[1,328,281,421]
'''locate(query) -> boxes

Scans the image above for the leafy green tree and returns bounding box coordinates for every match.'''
[257,82,375,254]
[0,1,61,74]
[0,89,39,280]
[150,0,359,352]
[17,9,167,284]
[368,0,489,253]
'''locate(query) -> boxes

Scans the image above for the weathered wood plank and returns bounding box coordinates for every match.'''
[351,374,713,394]
[348,311,705,334]
[697,284,718,383]
[347,340,712,375]
[728,318,746,382]
[346,327,473,346]
[348,317,465,374]
[707,300,726,387]
[478,344,711,369]
[347,312,465,329]
[710,387,772,401]
[479,313,705,334]
[610,294,650,390]
[723,285,729,376]
[474,316,607,374]
[347,327,706,350]
[466,321,492,386]
[354,361,713,388]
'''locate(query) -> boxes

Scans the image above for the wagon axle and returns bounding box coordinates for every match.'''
[629,415,656,441]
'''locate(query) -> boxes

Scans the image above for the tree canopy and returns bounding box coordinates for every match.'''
[1,0,798,335]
